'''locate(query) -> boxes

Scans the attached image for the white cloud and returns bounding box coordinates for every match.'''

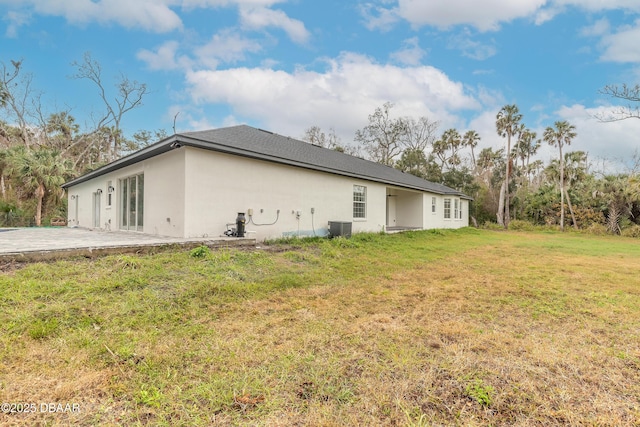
[580,18,610,37]
[472,86,506,109]
[183,52,480,141]
[447,31,497,60]
[3,10,30,37]
[19,0,184,32]
[180,0,285,8]
[533,6,562,25]
[553,0,640,13]
[394,0,547,32]
[458,102,640,173]
[600,20,640,63]
[360,3,400,32]
[466,109,504,151]
[554,104,640,166]
[239,6,310,44]
[137,41,193,71]
[195,30,263,68]
[0,0,305,38]
[473,103,640,171]
[137,31,264,71]
[364,0,640,33]
[165,103,221,133]
[390,37,426,66]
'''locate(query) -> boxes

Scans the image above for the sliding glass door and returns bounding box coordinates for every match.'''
[120,174,144,231]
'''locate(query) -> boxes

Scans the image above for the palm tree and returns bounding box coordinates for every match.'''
[514,129,540,181]
[0,148,8,200]
[433,128,462,174]
[45,111,79,150]
[543,120,577,231]
[545,151,586,230]
[462,130,481,170]
[6,146,74,226]
[496,104,523,227]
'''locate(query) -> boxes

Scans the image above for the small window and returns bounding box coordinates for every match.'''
[444,198,451,219]
[431,197,436,214]
[353,185,366,219]
[107,180,113,207]
[454,199,459,220]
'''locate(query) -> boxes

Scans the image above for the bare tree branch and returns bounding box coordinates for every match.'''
[597,84,640,122]
[0,59,39,148]
[71,52,149,161]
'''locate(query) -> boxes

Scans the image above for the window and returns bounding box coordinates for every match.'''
[454,199,459,220]
[353,185,366,219]
[431,197,436,214]
[444,198,451,219]
[107,180,113,207]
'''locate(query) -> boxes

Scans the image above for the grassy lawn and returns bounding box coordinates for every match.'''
[1,229,639,426]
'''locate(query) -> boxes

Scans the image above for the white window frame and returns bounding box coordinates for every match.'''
[454,199,459,220]
[353,185,367,219]
[444,198,451,219]
[106,180,113,208]
[431,197,436,214]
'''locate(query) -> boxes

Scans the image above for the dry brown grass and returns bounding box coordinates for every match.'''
[1,229,639,426]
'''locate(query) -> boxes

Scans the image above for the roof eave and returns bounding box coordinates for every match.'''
[176,135,469,196]
[62,135,180,188]
[63,131,472,199]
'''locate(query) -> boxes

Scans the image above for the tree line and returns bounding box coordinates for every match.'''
[2,52,638,235]
[303,101,640,235]
[0,55,164,226]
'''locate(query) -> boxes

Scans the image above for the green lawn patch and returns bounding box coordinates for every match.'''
[1,229,639,426]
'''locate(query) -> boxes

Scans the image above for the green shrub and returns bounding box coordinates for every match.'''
[113,255,143,269]
[136,386,164,408]
[585,223,608,236]
[264,235,326,247]
[507,220,535,231]
[621,225,640,238]
[189,245,211,258]
[482,221,504,231]
[465,379,494,407]
[28,318,59,340]
[330,236,361,248]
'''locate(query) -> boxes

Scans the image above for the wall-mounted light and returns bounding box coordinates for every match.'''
[97,189,103,195]
[108,185,115,193]
[71,195,76,200]
[170,141,183,149]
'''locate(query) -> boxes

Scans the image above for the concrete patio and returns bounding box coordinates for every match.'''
[0,227,255,262]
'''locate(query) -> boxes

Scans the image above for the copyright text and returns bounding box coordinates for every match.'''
[1,402,80,414]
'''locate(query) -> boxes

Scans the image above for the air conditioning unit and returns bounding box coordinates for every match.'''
[328,221,352,238]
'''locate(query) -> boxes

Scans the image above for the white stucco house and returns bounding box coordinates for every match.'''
[62,125,471,241]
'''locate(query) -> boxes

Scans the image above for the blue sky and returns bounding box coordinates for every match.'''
[2,0,640,171]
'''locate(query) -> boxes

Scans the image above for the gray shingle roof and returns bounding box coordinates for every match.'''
[179,125,469,198]
[64,124,470,199]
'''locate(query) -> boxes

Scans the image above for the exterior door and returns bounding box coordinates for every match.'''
[386,194,397,227]
[92,192,101,228]
[71,195,79,225]
[120,174,144,231]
